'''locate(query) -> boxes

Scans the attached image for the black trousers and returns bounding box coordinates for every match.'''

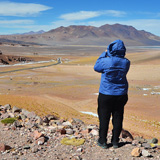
[97,93,128,144]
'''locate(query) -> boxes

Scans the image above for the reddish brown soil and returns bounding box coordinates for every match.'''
[0,45,159,140]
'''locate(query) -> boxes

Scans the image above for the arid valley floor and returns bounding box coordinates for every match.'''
[0,44,160,141]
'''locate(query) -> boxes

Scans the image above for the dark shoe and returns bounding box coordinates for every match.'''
[112,143,119,149]
[97,141,108,149]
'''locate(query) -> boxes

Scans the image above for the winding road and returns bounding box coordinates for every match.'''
[0,61,61,74]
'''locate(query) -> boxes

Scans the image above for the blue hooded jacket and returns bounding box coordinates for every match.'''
[94,40,130,95]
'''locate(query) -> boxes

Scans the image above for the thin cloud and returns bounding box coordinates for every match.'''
[60,11,100,21]
[102,10,126,17]
[0,20,34,25]
[0,1,52,17]
[60,10,126,21]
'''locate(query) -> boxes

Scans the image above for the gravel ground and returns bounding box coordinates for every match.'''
[0,122,160,160]
[0,105,160,160]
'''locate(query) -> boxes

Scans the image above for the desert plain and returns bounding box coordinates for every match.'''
[0,44,160,141]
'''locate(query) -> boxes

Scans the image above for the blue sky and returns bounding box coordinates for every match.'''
[0,0,160,36]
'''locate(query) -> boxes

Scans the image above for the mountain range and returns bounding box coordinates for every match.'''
[1,23,160,46]
[13,30,45,35]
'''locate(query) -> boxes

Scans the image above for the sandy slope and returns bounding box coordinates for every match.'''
[0,46,159,140]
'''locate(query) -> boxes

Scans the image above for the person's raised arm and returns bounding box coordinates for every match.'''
[94,51,107,73]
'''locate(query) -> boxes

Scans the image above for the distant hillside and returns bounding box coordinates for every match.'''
[0,38,43,46]
[13,30,45,35]
[1,24,160,46]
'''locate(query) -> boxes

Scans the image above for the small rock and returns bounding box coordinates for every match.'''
[19,114,27,120]
[13,120,22,127]
[18,151,23,156]
[87,125,97,130]
[146,139,152,143]
[42,116,49,124]
[8,112,15,118]
[76,148,83,152]
[11,126,16,130]
[35,116,43,125]
[135,136,147,144]
[49,120,58,126]
[157,144,160,149]
[48,126,57,133]
[21,109,31,117]
[72,118,84,124]
[12,106,21,113]
[46,114,59,120]
[33,130,44,140]
[3,104,11,111]
[0,143,11,152]
[60,128,66,135]
[43,122,48,126]
[27,112,37,119]
[67,118,74,123]
[0,106,4,111]
[26,138,33,144]
[142,143,151,149]
[57,125,64,130]
[131,148,141,157]
[31,146,39,153]
[81,129,90,135]
[90,129,98,136]
[32,123,39,129]
[152,138,158,144]
[1,113,10,119]
[141,149,151,157]
[74,132,82,138]
[121,128,134,140]
[62,121,72,127]
[4,127,10,131]
[73,156,81,160]
[125,137,133,142]
[66,128,74,135]
[54,120,63,125]
[23,145,30,150]
[36,137,45,145]
[12,151,18,155]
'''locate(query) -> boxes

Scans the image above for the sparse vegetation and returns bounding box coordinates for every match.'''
[1,117,17,124]
[61,137,85,146]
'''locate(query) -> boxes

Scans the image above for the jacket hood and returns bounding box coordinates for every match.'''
[107,39,126,57]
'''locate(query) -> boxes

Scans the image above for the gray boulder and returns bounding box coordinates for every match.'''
[12,106,21,113]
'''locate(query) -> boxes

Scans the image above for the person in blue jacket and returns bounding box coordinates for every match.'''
[94,39,130,149]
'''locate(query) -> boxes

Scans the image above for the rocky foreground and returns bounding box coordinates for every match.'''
[0,104,160,160]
